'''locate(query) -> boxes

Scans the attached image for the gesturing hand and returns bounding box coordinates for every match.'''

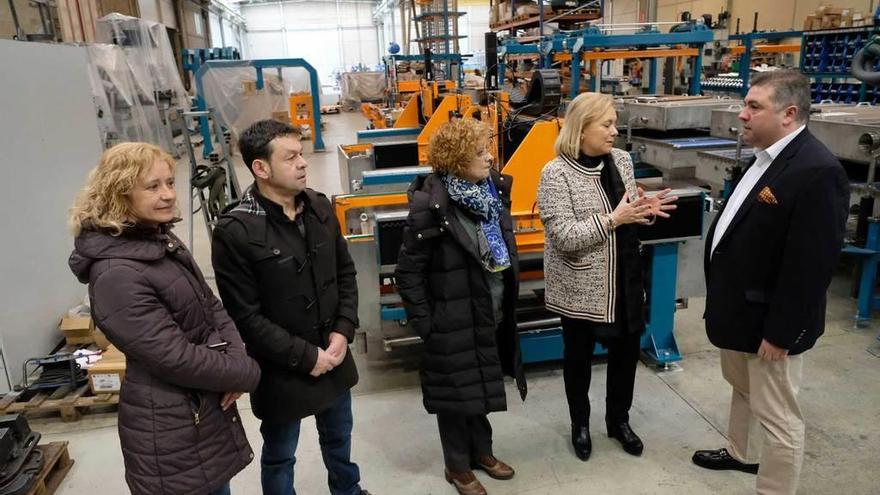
[637,187,678,219]
[611,192,652,226]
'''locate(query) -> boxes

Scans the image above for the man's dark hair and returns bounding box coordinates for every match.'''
[238,119,302,175]
[749,70,811,123]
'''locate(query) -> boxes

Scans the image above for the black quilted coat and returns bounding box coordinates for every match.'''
[69,226,261,495]
[395,170,527,415]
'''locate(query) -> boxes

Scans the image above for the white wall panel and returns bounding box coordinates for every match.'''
[221,18,236,48]
[209,11,223,46]
[282,3,338,28]
[247,30,286,59]
[245,4,283,31]
[242,1,381,87]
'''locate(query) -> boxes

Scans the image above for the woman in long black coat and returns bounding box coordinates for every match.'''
[395,119,527,495]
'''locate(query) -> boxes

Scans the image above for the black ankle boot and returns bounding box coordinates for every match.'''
[606,421,643,456]
[570,424,592,461]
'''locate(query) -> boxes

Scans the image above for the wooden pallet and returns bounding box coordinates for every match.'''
[0,384,119,422]
[25,442,75,495]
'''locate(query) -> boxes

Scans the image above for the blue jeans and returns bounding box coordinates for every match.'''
[209,483,230,495]
[260,391,362,495]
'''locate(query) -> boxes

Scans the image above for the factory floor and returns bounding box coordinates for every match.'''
[42,112,880,494]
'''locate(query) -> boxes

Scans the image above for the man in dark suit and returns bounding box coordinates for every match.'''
[692,70,849,494]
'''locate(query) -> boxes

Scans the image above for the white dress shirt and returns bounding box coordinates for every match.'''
[710,125,806,257]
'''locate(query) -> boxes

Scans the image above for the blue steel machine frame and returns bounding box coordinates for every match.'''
[729,30,802,97]
[193,58,326,157]
[498,24,714,97]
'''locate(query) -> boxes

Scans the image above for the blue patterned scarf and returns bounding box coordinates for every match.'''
[442,174,511,272]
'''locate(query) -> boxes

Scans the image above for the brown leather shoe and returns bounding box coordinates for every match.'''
[471,454,515,480]
[444,469,487,495]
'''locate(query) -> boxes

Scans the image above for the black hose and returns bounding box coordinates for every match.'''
[852,39,880,86]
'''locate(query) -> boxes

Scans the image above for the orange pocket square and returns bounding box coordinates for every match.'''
[757,186,779,205]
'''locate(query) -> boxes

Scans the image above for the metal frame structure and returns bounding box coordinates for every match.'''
[728,30,802,96]
[498,25,714,97]
[843,218,880,355]
[194,58,326,156]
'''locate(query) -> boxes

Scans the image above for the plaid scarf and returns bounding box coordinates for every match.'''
[232,184,304,218]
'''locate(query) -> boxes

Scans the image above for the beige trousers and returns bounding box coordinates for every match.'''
[720,349,805,495]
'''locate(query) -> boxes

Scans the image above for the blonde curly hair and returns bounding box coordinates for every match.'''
[427,118,490,177]
[69,142,177,236]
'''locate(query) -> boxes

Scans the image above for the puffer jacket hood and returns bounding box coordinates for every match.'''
[69,227,167,283]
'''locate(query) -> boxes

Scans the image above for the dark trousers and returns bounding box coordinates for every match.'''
[260,391,361,495]
[561,316,641,426]
[436,414,493,472]
[208,483,230,495]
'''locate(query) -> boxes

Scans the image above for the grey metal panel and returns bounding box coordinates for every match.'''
[348,238,380,335]
[632,136,737,176]
[337,144,375,193]
[675,209,716,299]
[626,97,742,131]
[712,104,880,164]
[809,118,880,164]
[709,108,742,139]
[0,40,104,392]
[695,148,756,192]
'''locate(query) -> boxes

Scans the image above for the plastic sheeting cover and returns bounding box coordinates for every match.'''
[200,66,315,144]
[85,43,166,148]
[340,71,386,110]
[96,13,188,110]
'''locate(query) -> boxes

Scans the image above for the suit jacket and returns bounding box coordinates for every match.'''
[703,128,849,355]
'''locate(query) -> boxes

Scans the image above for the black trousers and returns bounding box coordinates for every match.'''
[561,316,641,426]
[436,414,493,472]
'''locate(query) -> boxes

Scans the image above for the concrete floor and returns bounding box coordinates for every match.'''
[40,112,880,494]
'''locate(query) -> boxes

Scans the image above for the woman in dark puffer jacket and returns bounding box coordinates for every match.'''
[68,142,261,495]
[395,119,527,495]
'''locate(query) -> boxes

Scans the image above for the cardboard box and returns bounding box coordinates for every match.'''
[515,4,551,17]
[804,14,816,30]
[821,14,841,29]
[93,328,111,350]
[242,80,258,96]
[816,4,844,16]
[271,111,291,124]
[498,5,513,22]
[59,316,96,345]
[88,345,126,394]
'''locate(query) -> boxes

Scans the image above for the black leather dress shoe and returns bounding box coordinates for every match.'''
[692,448,759,474]
[571,424,592,461]
[606,421,644,456]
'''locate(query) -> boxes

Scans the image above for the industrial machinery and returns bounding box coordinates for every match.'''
[84,14,188,154]
[498,21,714,98]
[335,68,708,368]
[193,58,326,156]
[622,95,743,192]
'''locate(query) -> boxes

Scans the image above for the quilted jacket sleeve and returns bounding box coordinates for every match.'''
[91,264,261,393]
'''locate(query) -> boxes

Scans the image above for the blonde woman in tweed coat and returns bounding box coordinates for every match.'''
[536,92,677,462]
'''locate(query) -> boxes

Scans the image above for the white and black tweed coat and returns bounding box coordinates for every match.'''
[536,148,639,322]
